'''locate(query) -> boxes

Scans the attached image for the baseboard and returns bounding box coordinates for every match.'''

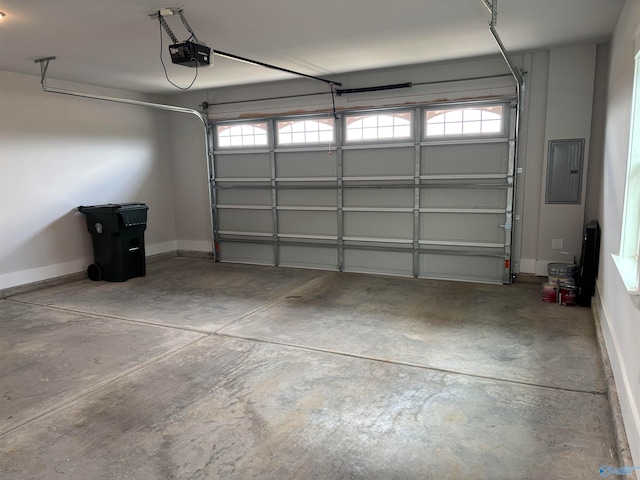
[176,240,213,252]
[0,269,88,299]
[177,250,215,260]
[519,258,537,274]
[514,273,546,284]
[145,240,178,256]
[595,281,640,471]
[535,260,550,276]
[146,251,178,264]
[0,241,181,293]
[0,259,88,292]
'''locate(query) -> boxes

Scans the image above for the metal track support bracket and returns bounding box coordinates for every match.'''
[159,16,179,45]
[483,0,498,28]
[481,0,524,87]
[34,57,56,86]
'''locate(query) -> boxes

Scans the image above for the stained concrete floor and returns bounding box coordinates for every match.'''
[0,257,619,479]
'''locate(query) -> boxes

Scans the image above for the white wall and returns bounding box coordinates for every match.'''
[597,0,640,465]
[517,51,549,274]
[0,70,177,289]
[533,46,596,275]
[585,44,610,226]
[167,90,213,253]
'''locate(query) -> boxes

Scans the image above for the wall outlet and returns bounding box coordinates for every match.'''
[552,238,564,250]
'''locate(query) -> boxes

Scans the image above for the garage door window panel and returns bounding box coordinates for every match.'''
[345,112,412,142]
[216,122,269,148]
[277,118,334,146]
[424,105,505,139]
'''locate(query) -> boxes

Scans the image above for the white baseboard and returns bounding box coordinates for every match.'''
[176,240,213,252]
[145,240,178,256]
[535,260,550,276]
[0,241,181,290]
[519,259,566,276]
[519,258,537,274]
[595,282,640,467]
[0,259,88,290]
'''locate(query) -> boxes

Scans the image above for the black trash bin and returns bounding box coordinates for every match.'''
[78,203,148,282]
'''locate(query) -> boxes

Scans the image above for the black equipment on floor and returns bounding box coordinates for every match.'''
[578,220,601,307]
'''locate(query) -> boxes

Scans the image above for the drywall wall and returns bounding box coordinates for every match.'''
[167,90,213,253]
[165,49,597,277]
[0,70,177,289]
[534,45,597,275]
[597,0,640,466]
[517,51,550,274]
[585,44,610,226]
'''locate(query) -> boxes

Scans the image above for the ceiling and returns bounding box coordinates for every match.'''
[0,0,626,94]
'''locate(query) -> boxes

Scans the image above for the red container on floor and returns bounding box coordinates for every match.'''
[542,283,557,303]
[559,285,577,306]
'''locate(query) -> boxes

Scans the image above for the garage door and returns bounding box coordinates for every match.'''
[212,99,516,284]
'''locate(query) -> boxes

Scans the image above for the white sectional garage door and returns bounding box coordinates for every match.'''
[212,99,516,284]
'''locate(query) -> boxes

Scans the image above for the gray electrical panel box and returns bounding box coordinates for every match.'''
[545,138,584,204]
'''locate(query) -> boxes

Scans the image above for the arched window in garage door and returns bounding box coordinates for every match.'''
[217,122,268,148]
[425,105,504,137]
[277,118,335,145]
[345,112,412,142]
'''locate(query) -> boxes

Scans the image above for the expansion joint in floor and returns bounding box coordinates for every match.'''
[6,298,217,335]
[0,335,207,439]
[214,331,608,397]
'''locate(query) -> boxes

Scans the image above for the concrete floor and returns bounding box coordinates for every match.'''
[0,257,620,479]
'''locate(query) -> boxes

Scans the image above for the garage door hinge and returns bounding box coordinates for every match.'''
[500,223,512,230]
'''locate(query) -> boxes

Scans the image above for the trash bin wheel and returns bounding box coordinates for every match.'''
[87,263,102,281]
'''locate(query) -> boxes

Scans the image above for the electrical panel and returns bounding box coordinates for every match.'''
[545,138,584,204]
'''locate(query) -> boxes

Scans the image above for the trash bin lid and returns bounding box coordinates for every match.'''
[78,203,126,213]
[117,204,148,226]
[78,203,148,212]
[117,203,148,211]
[77,203,148,226]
